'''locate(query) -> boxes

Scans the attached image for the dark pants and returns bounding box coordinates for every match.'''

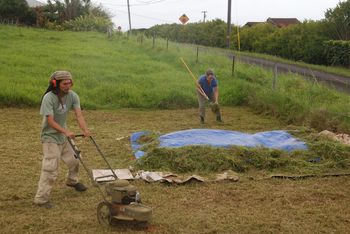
[196,90,221,119]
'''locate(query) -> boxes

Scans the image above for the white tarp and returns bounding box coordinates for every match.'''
[92,169,239,184]
[92,169,134,182]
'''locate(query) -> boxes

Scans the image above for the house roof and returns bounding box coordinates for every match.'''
[266,18,300,27]
[26,0,45,7]
[244,22,264,27]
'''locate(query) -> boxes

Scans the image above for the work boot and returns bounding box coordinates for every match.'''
[67,182,87,192]
[216,115,223,122]
[200,116,205,124]
[36,201,54,209]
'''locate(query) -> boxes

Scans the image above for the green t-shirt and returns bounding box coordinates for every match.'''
[40,90,80,144]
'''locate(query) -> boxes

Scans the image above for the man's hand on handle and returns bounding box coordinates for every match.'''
[64,130,75,139]
[82,129,91,137]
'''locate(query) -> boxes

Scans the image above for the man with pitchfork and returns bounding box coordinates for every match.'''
[197,69,223,124]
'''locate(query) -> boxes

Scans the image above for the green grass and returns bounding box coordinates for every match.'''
[1,25,350,133]
[0,25,197,109]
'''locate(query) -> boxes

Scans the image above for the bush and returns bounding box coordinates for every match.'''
[62,15,113,33]
[239,21,329,65]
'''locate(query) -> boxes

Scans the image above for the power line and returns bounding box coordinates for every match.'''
[100,0,169,7]
[135,0,168,5]
[114,9,173,23]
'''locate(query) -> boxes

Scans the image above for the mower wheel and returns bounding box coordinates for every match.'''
[97,202,112,226]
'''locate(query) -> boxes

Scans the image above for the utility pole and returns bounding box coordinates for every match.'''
[127,0,132,35]
[226,0,232,48]
[201,11,207,23]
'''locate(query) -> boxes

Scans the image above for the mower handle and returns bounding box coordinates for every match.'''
[66,136,109,202]
[74,134,85,138]
[67,135,119,181]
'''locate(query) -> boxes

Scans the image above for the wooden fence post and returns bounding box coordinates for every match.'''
[272,63,278,90]
[196,47,199,63]
[231,55,235,77]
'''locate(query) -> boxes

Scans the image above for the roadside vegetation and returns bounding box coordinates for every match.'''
[145,1,350,68]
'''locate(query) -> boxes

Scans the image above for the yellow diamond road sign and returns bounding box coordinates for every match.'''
[179,14,189,24]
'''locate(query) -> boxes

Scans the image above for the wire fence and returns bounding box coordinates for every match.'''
[0,19,18,25]
[129,33,350,94]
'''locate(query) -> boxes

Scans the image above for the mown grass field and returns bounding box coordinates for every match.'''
[1,108,350,234]
[1,25,350,233]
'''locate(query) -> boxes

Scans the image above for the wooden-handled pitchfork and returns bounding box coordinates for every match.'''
[180,57,209,100]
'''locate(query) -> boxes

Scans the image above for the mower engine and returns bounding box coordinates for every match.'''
[97,179,152,226]
[105,179,140,204]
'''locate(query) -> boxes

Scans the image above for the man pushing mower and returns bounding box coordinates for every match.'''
[34,71,91,209]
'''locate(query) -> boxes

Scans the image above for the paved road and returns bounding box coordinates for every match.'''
[233,54,350,94]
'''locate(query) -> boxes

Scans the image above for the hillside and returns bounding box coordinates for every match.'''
[1,25,350,131]
[0,25,198,109]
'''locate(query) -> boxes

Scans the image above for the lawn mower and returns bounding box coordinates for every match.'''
[67,135,152,227]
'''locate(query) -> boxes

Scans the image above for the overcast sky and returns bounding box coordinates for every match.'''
[60,0,344,31]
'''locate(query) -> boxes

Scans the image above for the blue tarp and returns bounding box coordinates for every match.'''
[130,129,308,158]
[130,131,150,158]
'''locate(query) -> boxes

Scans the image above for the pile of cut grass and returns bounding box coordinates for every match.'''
[135,132,350,175]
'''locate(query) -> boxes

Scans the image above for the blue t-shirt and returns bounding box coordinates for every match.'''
[198,75,218,96]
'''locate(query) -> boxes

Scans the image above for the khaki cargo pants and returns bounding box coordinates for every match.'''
[197,90,221,119]
[34,141,80,204]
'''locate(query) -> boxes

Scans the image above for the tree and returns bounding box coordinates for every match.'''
[324,0,350,40]
[145,19,228,48]
[0,0,29,22]
[45,0,110,24]
[89,3,111,19]
[45,0,89,23]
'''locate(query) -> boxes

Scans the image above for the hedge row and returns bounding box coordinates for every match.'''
[323,40,350,67]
